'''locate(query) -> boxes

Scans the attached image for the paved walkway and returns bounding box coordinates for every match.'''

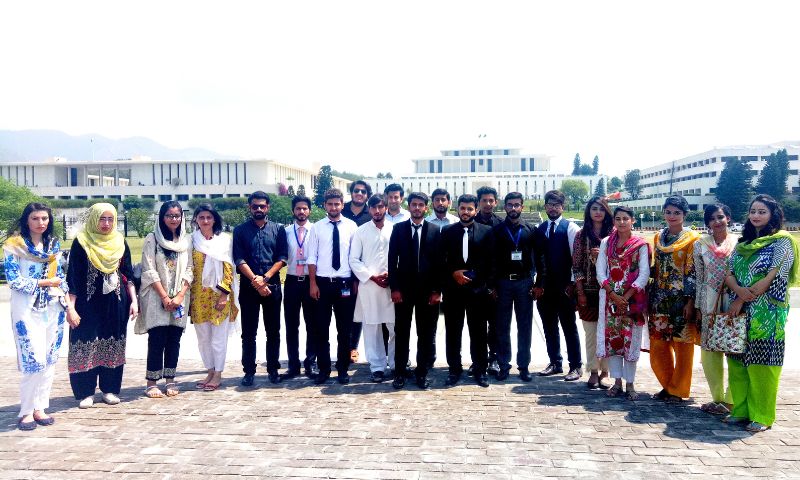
[1,285,799,479]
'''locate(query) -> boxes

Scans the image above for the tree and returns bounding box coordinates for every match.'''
[608,176,623,192]
[0,177,42,242]
[578,164,594,175]
[572,153,581,175]
[594,178,606,197]
[592,155,599,175]
[623,169,642,200]
[384,172,393,179]
[313,165,334,208]
[755,149,790,202]
[287,185,295,197]
[122,196,156,211]
[126,208,154,238]
[715,157,755,222]
[220,208,248,231]
[561,179,589,207]
[297,184,306,197]
[376,172,385,179]
[278,182,288,196]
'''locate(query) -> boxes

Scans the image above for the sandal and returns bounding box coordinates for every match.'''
[701,402,731,416]
[745,421,771,433]
[203,383,219,392]
[165,382,180,397]
[652,389,669,400]
[626,389,639,401]
[606,384,623,397]
[665,394,684,404]
[722,415,749,425]
[195,382,207,390]
[144,385,165,398]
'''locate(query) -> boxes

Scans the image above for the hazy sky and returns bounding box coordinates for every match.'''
[2,1,798,177]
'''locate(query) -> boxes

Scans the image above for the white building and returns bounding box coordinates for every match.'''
[368,147,605,199]
[623,142,800,212]
[0,156,349,203]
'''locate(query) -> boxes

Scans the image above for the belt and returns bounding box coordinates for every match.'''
[504,273,531,281]
[286,275,308,282]
[315,276,350,284]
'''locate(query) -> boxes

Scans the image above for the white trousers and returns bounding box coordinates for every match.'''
[362,323,396,372]
[195,321,231,372]
[608,355,637,384]
[582,320,609,373]
[19,364,56,416]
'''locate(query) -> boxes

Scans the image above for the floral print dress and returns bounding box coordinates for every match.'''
[649,228,699,343]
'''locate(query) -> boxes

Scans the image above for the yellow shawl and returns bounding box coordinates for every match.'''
[76,203,125,274]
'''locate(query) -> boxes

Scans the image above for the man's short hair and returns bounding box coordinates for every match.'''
[544,190,566,205]
[348,180,373,196]
[324,188,344,203]
[248,191,270,205]
[504,192,524,204]
[384,183,404,197]
[291,195,312,210]
[457,194,479,208]
[367,194,386,208]
[476,186,498,201]
[407,192,429,205]
[430,188,450,201]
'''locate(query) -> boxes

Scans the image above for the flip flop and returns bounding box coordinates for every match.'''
[606,384,624,397]
[144,386,164,398]
[745,422,771,433]
[203,383,219,392]
[195,382,207,390]
[165,383,180,397]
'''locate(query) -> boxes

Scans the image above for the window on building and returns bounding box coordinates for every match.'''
[504,149,509,155]
[176,194,189,201]
[722,156,738,162]
[159,194,172,201]
[479,150,484,155]
[235,163,239,184]
[152,164,156,185]
[741,156,757,162]
[160,164,165,185]
[218,163,222,184]
[487,150,493,155]
[529,158,534,171]
[429,160,435,173]
[487,158,492,172]
[521,158,526,171]
[454,151,459,156]
[437,159,442,173]
[202,164,206,184]
[479,159,484,166]
[470,150,475,156]
[789,155,799,161]
[470,159,476,172]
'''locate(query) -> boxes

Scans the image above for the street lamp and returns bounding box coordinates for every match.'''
[651,211,656,230]
[639,213,644,232]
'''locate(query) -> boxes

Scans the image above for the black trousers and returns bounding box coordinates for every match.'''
[240,282,282,375]
[70,365,124,399]
[393,287,439,378]
[536,290,582,370]
[146,325,184,381]
[313,277,355,377]
[444,288,489,376]
[283,276,317,371]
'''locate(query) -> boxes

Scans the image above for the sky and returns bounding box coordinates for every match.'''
[1,1,799,178]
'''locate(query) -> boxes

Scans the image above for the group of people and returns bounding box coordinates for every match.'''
[6,180,795,435]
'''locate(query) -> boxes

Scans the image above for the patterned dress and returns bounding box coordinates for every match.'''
[693,234,738,349]
[189,250,238,325]
[649,228,699,343]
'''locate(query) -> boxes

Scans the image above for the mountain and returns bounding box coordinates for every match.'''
[0,130,238,162]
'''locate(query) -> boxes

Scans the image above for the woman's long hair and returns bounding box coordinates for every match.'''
[192,203,223,236]
[158,201,184,240]
[580,196,613,246]
[18,202,55,248]
[740,194,784,243]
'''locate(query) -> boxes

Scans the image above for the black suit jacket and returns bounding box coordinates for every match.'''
[388,220,442,295]
[441,221,493,293]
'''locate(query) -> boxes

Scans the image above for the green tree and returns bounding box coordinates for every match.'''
[221,208,249,231]
[755,149,790,202]
[313,165,334,208]
[287,185,295,197]
[572,153,581,175]
[385,172,393,179]
[297,185,306,197]
[578,164,594,175]
[126,208,154,238]
[122,196,156,211]
[592,155,599,175]
[594,177,606,196]
[623,169,642,200]
[715,157,754,221]
[377,172,385,179]
[608,176,623,192]
[561,179,589,208]
[0,177,42,242]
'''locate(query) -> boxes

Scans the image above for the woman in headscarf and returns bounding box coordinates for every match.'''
[723,194,799,432]
[5,202,72,430]
[649,195,700,403]
[189,204,239,392]
[135,201,193,398]
[67,203,137,408]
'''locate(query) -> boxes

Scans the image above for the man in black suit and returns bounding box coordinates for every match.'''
[388,192,442,390]
[441,194,494,387]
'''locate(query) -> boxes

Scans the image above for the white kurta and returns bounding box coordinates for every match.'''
[349,221,395,325]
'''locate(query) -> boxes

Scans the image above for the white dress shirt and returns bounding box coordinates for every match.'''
[425,212,459,231]
[386,208,410,224]
[306,216,358,278]
[285,221,314,276]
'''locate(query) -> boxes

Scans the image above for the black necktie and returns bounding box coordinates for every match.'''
[332,221,341,271]
[548,220,556,242]
[412,223,421,271]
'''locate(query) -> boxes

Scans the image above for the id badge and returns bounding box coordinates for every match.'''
[297,259,307,266]
[341,287,351,298]
[511,251,522,261]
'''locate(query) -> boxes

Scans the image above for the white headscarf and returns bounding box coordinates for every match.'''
[154,217,191,296]
[191,229,241,331]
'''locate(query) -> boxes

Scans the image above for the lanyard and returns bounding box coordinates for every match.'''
[504,225,523,250]
[293,224,306,249]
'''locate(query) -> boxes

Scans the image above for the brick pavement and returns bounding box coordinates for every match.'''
[1,356,799,479]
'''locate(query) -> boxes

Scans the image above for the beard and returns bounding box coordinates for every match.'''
[506,211,520,220]
[252,212,266,220]
[434,205,447,214]
[459,213,475,223]
[546,211,560,220]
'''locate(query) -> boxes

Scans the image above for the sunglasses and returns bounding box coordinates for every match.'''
[353,188,368,194]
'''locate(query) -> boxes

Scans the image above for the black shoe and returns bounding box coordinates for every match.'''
[467,365,475,377]
[337,373,350,385]
[268,371,281,384]
[476,374,490,388]
[304,366,314,378]
[564,368,583,382]
[416,376,430,389]
[496,369,509,381]
[281,369,301,380]
[403,367,416,379]
[487,360,500,375]
[314,373,330,385]
[371,371,385,383]
[17,418,37,431]
[445,373,461,386]
[240,374,255,387]
[519,368,532,382]
[538,363,563,376]
[392,376,406,389]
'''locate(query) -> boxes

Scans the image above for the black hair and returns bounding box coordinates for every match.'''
[703,203,732,228]
[613,205,636,219]
[384,183,404,197]
[504,191,524,204]
[158,201,184,241]
[476,186,498,201]
[247,191,270,205]
[581,196,613,245]
[407,192,429,205]
[544,190,566,205]
[457,194,479,208]
[430,188,450,201]
[740,194,784,243]
[191,203,223,236]
[662,195,689,214]
[291,195,312,210]
[367,194,387,208]
[18,202,55,248]
[324,188,344,202]
[348,180,373,196]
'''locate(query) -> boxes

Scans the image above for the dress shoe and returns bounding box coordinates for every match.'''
[371,371,385,383]
[314,373,330,385]
[445,373,461,386]
[403,367,416,379]
[476,374,490,388]
[33,414,55,426]
[281,369,301,380]
[268,372,281,384]
[467,364,475,377]
[487,360,500,375]
[416,376,431,389]
[564,368,583,382]
[17,418,37,431]
[519,369,532,382]
[392,376,406,389]
[337,373,350,385]
[495,369,509,381]
[538,363,563,376]
[240,375,255,387]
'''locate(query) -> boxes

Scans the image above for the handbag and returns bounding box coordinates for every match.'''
[704,281,747,354]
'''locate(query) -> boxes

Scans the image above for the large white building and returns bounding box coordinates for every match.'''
[0,156,349,202]
[624,142,800,212]
[368,147,605,199]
